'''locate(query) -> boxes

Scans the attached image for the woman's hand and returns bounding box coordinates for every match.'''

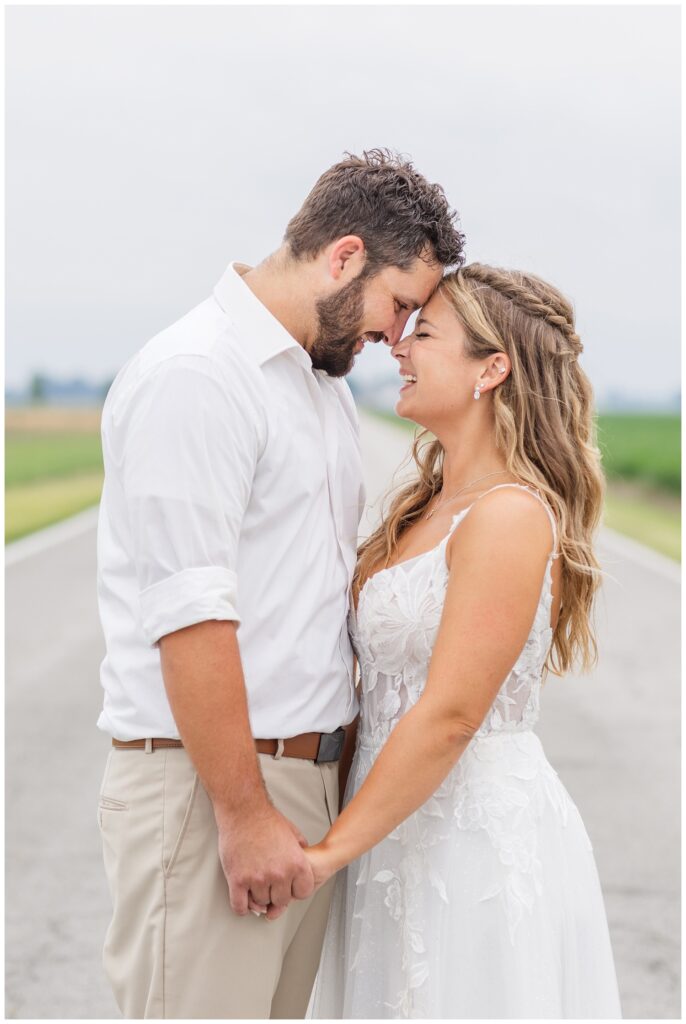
[303,842,338,893]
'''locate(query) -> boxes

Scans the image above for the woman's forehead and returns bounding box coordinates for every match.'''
[418,288,453,324]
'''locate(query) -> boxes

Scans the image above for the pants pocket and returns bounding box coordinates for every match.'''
[163,768,200,877]
[97,750,127,829]
[99,795,128,811]
[318,763,339,827]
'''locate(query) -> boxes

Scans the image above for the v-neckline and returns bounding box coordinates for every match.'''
[352,482,558,618]
[354,505,474,613]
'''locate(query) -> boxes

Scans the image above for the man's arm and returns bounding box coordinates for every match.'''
[119,361,314,916]
[159,619,314,915]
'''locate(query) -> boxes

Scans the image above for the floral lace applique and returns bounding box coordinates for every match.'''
[347,491,562,1016]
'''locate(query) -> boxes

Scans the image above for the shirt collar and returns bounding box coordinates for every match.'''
[213,261,312,369]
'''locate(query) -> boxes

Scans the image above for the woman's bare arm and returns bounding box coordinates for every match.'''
[308,490,554,879]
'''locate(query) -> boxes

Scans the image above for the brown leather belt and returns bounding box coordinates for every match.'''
[112,728,345,763]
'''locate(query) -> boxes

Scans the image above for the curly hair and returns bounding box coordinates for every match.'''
[284,148,465,273]
[354,264,605,677]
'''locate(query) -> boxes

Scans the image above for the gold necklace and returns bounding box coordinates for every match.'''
[425,471,510,520]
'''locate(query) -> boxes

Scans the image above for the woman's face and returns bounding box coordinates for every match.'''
[392,289,481,429]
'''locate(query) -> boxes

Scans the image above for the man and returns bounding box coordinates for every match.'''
[96,148,465,1019]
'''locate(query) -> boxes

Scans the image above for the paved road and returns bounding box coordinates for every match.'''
[5,412,680,1019]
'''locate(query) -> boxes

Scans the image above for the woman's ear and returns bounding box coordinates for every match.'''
[480,354,511,393]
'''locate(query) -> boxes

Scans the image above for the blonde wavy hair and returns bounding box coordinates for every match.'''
[354,263,606,676]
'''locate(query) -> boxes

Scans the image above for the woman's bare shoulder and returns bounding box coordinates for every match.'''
[446,485,556,568]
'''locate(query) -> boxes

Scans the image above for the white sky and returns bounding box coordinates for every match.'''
[5,4,680,407]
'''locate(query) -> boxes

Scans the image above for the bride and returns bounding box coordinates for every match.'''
[304,264,622,1018]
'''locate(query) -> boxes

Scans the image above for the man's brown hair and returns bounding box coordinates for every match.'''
[284,148,465,274]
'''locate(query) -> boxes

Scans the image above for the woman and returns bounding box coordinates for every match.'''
[306,264,622,1018]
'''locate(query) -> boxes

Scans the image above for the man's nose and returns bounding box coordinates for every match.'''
[385,308,415,347]
[390,334,412,359]
[384,325,404,348]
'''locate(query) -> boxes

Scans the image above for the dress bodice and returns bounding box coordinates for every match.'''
[350,484,557,751]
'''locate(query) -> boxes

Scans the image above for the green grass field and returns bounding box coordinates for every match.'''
[6,433,103,486]
[596,414,680,559]
[596,414,680,494]
[5,409,105,542]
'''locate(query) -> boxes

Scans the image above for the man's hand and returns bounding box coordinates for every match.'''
[216,803,315,919]
[159,620,316,922]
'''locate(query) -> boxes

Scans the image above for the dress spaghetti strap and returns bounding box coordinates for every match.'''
[455,482,559,560]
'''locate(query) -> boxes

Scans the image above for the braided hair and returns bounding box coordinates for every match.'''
[459,264,584,356]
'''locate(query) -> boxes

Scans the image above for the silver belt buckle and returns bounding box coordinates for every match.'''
[315,727,345,764]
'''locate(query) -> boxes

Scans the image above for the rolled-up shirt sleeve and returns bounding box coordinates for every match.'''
[118,356,262,646]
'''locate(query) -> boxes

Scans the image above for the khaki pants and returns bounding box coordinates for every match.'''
[98,746,339,1019]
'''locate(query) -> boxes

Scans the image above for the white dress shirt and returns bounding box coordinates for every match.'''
[96,262,364,741]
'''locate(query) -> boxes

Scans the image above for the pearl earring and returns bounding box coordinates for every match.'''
[473,385,481,400]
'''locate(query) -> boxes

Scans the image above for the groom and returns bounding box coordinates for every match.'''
[96,148,465,1019]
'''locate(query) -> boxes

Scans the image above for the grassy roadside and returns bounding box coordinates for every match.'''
[5,472,104,543]
[367,408,681,562]
[5,408,105,543]
[602,483,680,561]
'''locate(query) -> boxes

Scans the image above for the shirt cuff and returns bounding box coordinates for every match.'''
[139,566,240,646]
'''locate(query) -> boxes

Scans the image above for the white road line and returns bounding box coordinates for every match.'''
[600,527,681,586]
[5,505,100,567]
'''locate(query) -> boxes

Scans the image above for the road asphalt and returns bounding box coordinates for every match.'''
[4,411,680,1019]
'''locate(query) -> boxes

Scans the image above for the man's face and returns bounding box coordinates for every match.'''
[310,256,443,377]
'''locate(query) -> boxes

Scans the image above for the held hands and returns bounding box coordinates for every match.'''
[247,843,339,921]
[247,839,337,921]
[215,802,316,922]
[215,795,340,922]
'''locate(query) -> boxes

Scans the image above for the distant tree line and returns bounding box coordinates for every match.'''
[23,373,115,405]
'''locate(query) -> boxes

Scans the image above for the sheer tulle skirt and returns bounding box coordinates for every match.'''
[309,730,622,1019]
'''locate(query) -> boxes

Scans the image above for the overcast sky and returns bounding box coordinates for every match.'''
[6,4,680,407]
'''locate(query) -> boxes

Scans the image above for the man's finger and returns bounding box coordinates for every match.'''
[265,902,289,921]
[248,884,271,908]
[229,880,249,916]
[268,877,292,912]
[247,895,269,916]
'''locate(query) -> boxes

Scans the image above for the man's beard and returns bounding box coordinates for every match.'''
[311,273,377,378]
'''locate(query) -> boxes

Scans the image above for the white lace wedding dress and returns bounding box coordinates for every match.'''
[309,484,622,1019]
